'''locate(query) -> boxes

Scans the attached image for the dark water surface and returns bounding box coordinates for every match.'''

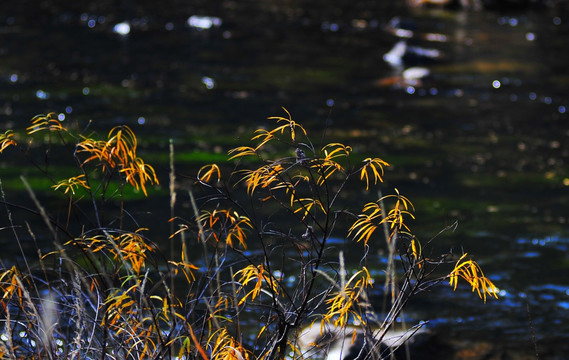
[1,0,569,358]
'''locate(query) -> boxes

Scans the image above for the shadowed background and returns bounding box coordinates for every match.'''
[1,0,569,358]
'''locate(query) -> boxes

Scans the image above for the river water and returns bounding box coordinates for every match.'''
[1,1,569,358]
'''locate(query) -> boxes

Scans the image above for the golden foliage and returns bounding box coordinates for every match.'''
[360,157,390,190]
[349,202,382,246]
[382,188,415,232]
[197,209,253,248]
[114,229,154,275]
[69,229,153,275]
[198,163,222,183]
[266,107,307,143]
[120,156,159,196]
[26,113,66,134]
[308,143,352,186]
[450,253,499,302]
[228,107,307,162]
[349,189,415,245]
[240,163,286,195]
[104,285,138,327]
[0,266,22,302]
[0,111,499,359]
[234,264,280,306]
[321,143,352,160]
[52,174,90,195]
[209,328,251,360]
[228,146,257,160]
[410,237,423,268]
[294,197,326,220]
[77,125,158,196]
[321,268,372,328]
[0,130,17,153]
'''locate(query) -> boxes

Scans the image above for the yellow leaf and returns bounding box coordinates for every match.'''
[198,164,221,183]
[0,130,17,153]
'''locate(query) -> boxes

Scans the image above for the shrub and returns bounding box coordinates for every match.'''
[0,110,497,359]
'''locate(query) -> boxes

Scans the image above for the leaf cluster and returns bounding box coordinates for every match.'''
[0,110,498,360]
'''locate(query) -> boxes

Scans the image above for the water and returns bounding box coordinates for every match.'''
[1,1,569,358]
